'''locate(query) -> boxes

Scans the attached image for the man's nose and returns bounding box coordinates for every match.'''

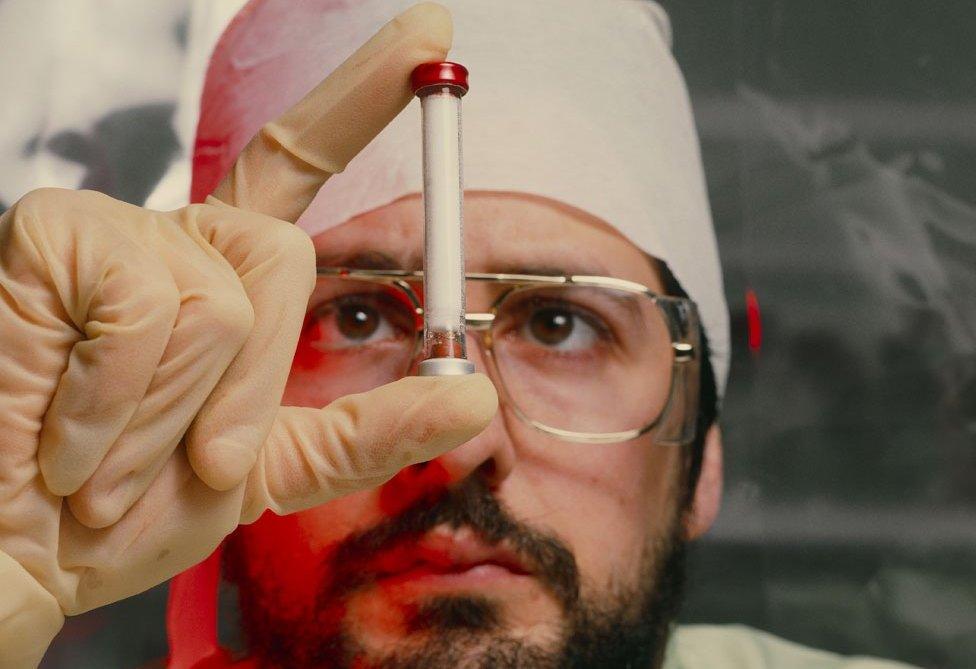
[431,410,516,490]
[399,334,516,492]
[431,333,516,487]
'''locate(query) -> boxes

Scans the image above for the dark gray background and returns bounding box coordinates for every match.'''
[26,1,976,667]
[663,2,976,668]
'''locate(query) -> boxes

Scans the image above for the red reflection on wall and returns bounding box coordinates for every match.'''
[745,288,762,353]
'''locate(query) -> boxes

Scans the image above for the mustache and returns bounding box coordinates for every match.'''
[317,477,580,610]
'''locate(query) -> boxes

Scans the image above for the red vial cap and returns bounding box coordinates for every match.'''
[411,62,469,96]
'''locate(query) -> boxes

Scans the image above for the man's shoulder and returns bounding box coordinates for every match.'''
[664,624,920,669]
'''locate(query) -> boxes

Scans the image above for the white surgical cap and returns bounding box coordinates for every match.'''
[165,0,730,397]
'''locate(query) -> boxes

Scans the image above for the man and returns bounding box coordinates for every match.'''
[167,1,914,667]
[0,2,916,668]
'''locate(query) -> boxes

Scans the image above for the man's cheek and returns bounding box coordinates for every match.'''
[282,364,343,408]
[517,472,648,592]
[236,512,331,615]
[295,492,383,552]
[503,584,568,632]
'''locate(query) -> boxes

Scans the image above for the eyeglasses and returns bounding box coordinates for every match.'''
[296,268,701,445]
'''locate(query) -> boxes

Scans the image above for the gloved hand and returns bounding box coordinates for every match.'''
[0,4,496,667]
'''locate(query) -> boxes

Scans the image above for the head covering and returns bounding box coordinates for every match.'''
[189,0,730,397]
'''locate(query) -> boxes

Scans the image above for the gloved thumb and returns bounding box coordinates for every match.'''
[239,373,498,523]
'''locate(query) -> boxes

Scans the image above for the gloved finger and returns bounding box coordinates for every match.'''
[240,374,498,523]
[67,211,255,528]
[182,203,316,492]
[210,2,452,221]
[57,446,245,615]
[5,190,182,497]
[55,370,492,613]
[53,377,494,613]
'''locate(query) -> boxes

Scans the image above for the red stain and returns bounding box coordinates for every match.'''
[243,512,324,617]
[379,461,452,516]
[292,312,327,370]
[165,547,222,668]
[745,288,762,353]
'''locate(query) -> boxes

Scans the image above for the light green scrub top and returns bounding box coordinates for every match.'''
[662,625,920,669]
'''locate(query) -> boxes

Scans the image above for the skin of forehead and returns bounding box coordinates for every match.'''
[309,191,668,294]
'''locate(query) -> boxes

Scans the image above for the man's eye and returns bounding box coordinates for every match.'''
[522,307,599,351]
[308,295,410,351]
[337,303,382,340]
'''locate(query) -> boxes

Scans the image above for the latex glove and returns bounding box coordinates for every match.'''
[0,4,496,666]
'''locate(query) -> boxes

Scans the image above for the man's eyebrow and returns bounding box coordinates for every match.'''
[317,252,611,277]
[489,261,611,277]
[316,250,422,270]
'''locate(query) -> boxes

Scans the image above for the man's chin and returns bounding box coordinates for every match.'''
[333,595,569,669]
[343,587,564,649]
[343,629,562,669]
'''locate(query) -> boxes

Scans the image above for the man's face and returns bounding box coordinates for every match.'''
[225,192,691,668]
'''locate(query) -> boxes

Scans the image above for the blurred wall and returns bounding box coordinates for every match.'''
[660,2,976,667]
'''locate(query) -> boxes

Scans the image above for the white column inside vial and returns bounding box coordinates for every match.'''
[421,88,465,336]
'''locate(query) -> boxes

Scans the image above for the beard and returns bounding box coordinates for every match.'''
[224,477,687,669]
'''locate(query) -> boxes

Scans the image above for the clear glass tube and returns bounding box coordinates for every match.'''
[417,84,472,375]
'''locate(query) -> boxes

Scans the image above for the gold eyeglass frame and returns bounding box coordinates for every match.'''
[315,267,701,445]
